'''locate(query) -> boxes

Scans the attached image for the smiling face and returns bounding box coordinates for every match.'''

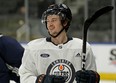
[46,15,63,37]
[46,15,67,37]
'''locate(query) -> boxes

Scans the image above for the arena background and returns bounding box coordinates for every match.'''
[0,0,115,83]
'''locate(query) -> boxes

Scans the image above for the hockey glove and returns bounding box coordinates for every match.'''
[36,74,65,83]
[75,70,100,83]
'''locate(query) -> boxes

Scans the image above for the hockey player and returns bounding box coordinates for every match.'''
[0,34,24,83]
[19,4,100,83]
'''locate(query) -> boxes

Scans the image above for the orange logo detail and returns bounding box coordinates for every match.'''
[59,64,64,71]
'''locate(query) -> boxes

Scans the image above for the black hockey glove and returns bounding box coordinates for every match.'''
[75,70,100,83]
[36,74,65,83]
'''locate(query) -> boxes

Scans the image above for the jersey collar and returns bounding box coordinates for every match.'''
[46,37,73,45]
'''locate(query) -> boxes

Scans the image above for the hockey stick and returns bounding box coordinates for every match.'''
[82,6,114,70]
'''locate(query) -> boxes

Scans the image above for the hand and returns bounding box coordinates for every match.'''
[36,74,65,83]
[52,75,65,83]
[75,70,100,83]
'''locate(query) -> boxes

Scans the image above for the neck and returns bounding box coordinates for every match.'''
[51,33,68,45]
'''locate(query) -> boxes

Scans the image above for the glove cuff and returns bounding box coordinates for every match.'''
[36,74,45,83]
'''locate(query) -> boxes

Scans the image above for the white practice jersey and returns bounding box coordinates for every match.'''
[19,37,96,83]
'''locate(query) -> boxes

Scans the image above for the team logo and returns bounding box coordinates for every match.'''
[75,53,81,57]
[46,59,75,83]
[40,53,50,58]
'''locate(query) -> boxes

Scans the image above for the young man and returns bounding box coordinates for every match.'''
[19,4,99,83]
[0,34,24,83]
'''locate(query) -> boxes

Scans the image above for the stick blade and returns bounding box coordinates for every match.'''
[84,6,114,31]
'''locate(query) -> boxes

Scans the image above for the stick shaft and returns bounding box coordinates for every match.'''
[82,6,114,70]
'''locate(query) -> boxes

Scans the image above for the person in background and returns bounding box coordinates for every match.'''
[9,0,24,15]
[0,34,24,83]
[19,4,100,83]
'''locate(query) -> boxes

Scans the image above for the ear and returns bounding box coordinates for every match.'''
[63,20,68,27]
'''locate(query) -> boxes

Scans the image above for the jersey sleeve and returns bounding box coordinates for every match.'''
[0,36,24,68]
[85,43,97,71]
[19,46,38,83]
